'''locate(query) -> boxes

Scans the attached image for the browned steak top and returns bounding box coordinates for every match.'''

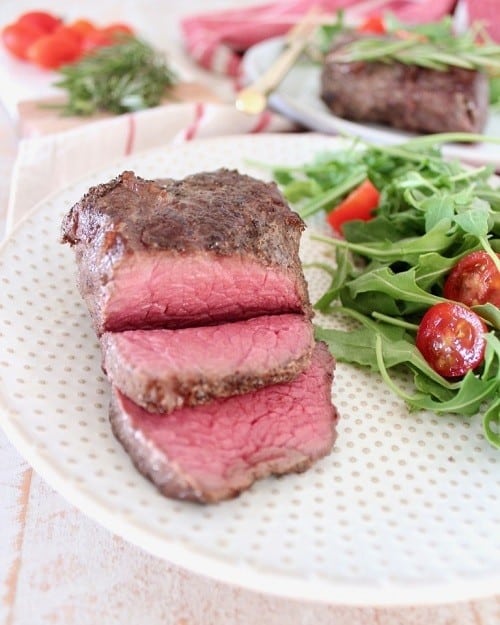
[62,169,305,265]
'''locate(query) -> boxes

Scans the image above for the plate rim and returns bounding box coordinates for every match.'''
[0,133,499,607]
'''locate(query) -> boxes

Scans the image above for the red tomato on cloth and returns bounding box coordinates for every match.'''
[27,28,81,69]
[17,11,62,34]
[2,21,45,59]
[2,10,135,68]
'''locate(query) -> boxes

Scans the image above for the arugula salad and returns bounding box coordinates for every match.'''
[266,134,500,449]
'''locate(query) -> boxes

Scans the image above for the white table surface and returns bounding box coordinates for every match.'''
[0,2,499,624]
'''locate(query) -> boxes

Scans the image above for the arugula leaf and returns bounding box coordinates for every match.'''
[412,371,456,402]
[490,76,500,109]
[340,287,403,316]
[453,199,490,237]
[413,252,458,289]
[313,248,353,312]
[483,399,500,449]
[315,219,459,265]
[342,215,419,242]
[482,333,500,378]
[407,374,498,416]
[315,325,388,370]
[282,178,323,203]
[347,266,443,308]
[422,196,455,232]
[472,304,500,330]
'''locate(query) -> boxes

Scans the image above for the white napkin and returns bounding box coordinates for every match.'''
[6,101,295,233]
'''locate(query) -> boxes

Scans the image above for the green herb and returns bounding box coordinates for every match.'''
[311,13,500,107]
[53,36,176,116]
[316,15,500,77]
[265,136,500,449]
[490,76,500,108]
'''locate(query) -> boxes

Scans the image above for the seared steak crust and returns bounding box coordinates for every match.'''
[62,169,306,259]
[61,169,311,334]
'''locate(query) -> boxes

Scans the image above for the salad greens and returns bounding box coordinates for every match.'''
[267,136,500,449]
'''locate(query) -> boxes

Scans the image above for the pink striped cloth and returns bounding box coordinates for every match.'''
[181,0,457,76]
[464,0,500,41]
[7,100,296,231]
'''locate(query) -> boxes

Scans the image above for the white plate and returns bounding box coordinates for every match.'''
[242,38,500,169]
[0,134,498,606]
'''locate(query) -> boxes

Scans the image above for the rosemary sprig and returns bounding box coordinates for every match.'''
[329,37,500,75]
[321,16,500,77]
[53,36,177,116]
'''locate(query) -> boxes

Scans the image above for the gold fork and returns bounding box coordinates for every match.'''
[235,9,319,116]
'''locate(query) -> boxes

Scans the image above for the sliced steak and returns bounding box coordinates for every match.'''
[101,314,314,413]
[109,341,337,503]
[320,34,489,134]
[61,169,311,335]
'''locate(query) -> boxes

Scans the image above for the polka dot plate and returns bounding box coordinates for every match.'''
[0,134,498,606]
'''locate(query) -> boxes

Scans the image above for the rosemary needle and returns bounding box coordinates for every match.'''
[317,15,500,77]
[53,36,177,116]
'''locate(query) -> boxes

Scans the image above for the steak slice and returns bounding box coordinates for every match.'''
[320,34,489,134]
[61,169,311,335]
[109,341,338,503]
[101,314,314,413]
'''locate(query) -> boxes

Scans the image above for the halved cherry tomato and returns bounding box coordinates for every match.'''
[17,11,62,34]
[416,302,487,378]
[443,251,500,307]
[27,28,81,69]
[357,15,386,34]
[2,21,45,59]
[327,179,380,234]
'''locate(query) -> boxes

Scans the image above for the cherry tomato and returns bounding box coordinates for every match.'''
[81,28,114,52]
[101,23,134,37]
[327,179,380,234]
[82,23,134,53]
[27,29,81,69]
[2,21,45,59]
[17,11,62,34]
[3,13,135,66]
[67,19,96,39]
[357,16,386,34]
[416,302,487,378]
[52,24,86,47]
[443,251,500,307]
